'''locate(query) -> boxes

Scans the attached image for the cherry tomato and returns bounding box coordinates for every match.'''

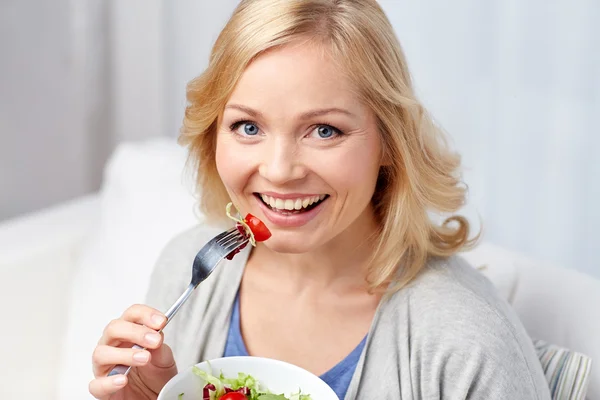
[219,393,247,400]
[244,213,272,242]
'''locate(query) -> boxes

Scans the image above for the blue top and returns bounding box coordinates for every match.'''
[223,291,367,400]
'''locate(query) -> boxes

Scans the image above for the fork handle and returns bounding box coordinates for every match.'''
[107,283,196,377]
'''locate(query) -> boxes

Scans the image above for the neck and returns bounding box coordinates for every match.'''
[247,207,380,293]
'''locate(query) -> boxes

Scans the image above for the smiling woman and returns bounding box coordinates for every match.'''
[181,1,468,289]
[213,42,383,256]
[89,1,552,399]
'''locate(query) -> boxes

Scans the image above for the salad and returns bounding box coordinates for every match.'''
[175,365,312,400]
[224,203,271,260]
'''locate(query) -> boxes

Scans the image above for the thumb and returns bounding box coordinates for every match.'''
[149,341,176,369]
[135,342,178,394]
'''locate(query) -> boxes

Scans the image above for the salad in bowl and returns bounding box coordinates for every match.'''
[157,356,338,400]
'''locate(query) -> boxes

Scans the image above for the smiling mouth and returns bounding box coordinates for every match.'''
[254,193,329,214]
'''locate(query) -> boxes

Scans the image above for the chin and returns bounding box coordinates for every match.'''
[261,237,316,254]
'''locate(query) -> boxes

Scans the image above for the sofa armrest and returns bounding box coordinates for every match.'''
[0,194,100,266]
[510,261,600,400]
[0,194,100,399]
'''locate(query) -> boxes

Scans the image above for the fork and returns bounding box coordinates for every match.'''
[108,226,248,377]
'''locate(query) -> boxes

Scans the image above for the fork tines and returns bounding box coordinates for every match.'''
[217,227,247,249]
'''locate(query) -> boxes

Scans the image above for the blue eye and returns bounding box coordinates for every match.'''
[243,123,259,136]
[317,126,334,138]
[230,120,260,136]
[313,124,343,139]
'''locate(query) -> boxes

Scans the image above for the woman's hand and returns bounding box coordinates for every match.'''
[89,304,178,400]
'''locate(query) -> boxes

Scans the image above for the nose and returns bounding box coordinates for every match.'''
[258,138,307,185]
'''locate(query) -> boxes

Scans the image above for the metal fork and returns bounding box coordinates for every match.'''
[108,226,248,377]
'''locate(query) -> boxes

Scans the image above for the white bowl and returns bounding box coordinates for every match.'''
[158,356,339,400]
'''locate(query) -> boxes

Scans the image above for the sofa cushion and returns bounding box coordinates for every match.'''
[511,261,600,399]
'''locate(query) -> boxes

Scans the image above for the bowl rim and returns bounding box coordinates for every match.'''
[158,355,338,399]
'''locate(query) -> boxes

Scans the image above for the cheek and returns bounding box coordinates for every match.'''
[215,136,255,190]
[324,141,381,195]
[215,138,239,189]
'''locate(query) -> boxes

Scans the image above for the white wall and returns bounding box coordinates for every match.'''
[164,0,241,138]
[110,0,166,142]
[0,1,247,222]
[1,1,88,220]
[106,0,240,143]
[0,0,112,221]
[0,0,169,222]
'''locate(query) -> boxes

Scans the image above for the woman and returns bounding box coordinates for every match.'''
[90,1,551,399]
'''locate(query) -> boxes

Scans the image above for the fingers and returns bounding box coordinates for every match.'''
[93,345,152,368]
[90,303,171,398]
[88,374,128,399]
[120,304,167,330]
[99,318,164,348]
[93,304,167,379]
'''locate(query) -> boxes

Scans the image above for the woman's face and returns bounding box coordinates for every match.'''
[216,42,383,253]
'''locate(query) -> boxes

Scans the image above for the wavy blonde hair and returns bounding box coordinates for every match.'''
[179,0,478,292]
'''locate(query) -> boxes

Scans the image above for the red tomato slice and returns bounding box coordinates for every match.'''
[244,213,272,242]
[219,393,248,400]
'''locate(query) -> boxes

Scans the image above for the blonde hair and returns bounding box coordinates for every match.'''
[179,0,478,292]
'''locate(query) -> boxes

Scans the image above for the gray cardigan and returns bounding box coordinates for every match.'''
[146,225,551,400]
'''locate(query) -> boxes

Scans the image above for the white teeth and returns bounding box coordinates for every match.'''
[259,194,327,210]
[284,199,294,210]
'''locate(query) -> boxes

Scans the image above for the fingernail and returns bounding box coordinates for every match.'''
[151,314,165,327]
[133,351,149,363]
[113,376,127,386]
[145,332,160,345]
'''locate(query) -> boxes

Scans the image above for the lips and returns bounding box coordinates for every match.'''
[254,192,328,227]
[258,193,328,212]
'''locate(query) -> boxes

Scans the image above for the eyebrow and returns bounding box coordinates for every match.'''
[225,104,356,120]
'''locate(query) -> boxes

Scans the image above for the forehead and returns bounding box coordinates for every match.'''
[226,42,361,113]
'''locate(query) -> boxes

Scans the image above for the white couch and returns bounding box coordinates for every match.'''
[1,138,598,399]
